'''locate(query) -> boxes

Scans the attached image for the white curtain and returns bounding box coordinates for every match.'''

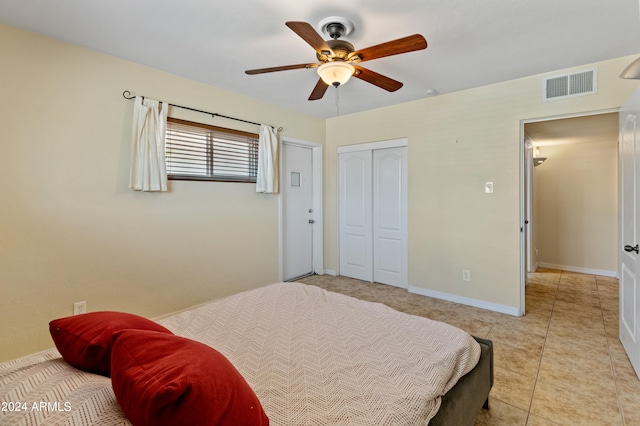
[129,96,168,191]
[256,124,279,193]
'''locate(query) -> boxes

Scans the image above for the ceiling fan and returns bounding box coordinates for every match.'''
[245,18,428,100]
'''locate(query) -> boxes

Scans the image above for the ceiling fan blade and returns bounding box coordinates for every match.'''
[350,34,427,63]
[353,66,403,92]
[308,78,329,100]
[286,21,334,55]
[245,63,316,75]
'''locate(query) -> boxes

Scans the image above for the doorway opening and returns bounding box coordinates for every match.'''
[520,110,619,314]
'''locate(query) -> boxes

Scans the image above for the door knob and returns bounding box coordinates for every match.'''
[624,244,639,254]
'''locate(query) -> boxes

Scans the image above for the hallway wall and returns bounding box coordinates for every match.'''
[533,139,618,275]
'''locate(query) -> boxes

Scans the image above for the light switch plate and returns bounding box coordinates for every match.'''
[485,182,494,194]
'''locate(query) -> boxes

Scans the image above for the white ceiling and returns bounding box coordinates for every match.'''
[2,0,640,119]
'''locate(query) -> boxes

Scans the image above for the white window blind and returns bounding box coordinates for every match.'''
[165,118,258,182]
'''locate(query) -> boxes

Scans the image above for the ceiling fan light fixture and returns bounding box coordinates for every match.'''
[317,62,355,87]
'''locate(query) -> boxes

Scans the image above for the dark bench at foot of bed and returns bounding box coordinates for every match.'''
[429,336,494,426]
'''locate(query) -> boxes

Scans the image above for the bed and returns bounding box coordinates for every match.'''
[1,282,493,425]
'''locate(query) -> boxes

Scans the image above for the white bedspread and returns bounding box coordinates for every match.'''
[1,282,480,425]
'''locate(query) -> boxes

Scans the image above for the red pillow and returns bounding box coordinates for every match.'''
[110,329,269,426]
[49,311,173,376]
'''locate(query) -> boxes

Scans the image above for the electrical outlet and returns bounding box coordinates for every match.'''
[73,301,87,315]
[462,269,471,282]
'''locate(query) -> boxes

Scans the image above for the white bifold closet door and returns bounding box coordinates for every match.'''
[339,146,407,288]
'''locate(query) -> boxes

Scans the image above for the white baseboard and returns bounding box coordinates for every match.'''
[323,269,337,276]
[536,263,617,278]
[408,286,521,316]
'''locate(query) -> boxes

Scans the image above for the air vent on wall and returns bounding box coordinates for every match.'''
[543,68,597,101]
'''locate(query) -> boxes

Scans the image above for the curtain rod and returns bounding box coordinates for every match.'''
[122,91,283,131]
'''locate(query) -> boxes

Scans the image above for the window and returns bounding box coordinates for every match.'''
[165,117,258,182]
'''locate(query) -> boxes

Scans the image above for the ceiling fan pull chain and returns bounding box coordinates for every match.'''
[335,86,340,116]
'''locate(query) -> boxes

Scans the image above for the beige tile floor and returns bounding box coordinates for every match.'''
[299,269,640,425]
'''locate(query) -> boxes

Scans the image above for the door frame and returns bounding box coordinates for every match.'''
[337,138,408,280]
[524,136,534,277]
[279,137,323,282]
[519,108,619,316]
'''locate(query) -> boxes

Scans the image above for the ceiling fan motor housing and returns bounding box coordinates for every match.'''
[317,39,355,62]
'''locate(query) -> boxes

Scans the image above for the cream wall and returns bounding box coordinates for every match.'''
[324,55,639,312]
[3,20,639,362]
[0,24,325,362]
[533,141,618,274]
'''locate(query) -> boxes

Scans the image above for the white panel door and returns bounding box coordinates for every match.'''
[620,91,640,379]
[373,147,407,288]
[339,151,373,282]
[282,144,314,281]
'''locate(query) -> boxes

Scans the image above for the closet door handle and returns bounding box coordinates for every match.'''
[308,219,315,224]
[624,244,639,254]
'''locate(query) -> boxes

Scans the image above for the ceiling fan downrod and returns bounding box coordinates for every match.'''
[325,22,346,40]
